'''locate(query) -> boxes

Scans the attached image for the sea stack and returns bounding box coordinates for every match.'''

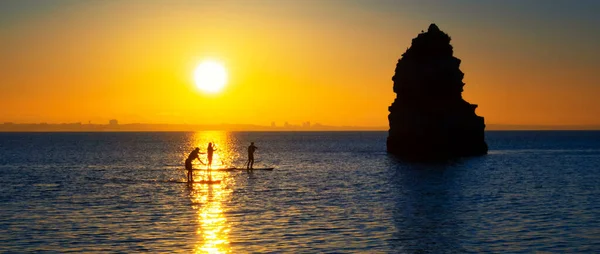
[387,24,488,161]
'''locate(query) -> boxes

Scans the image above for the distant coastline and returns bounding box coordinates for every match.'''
[1,122,599,132]
[0,122,386,132]
[486,124,600,131]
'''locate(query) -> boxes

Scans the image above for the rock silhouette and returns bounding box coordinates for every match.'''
[387,24,488,161]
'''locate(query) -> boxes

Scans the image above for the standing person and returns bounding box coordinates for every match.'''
[185,147,204,182]
[207,142,217,169]
[246,142,258,171]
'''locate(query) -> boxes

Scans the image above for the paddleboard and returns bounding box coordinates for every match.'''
[188,167,274,171]
[166,180,221,184]
[192,180,221,184]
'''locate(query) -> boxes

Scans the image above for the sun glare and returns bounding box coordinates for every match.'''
[194,61,227,94]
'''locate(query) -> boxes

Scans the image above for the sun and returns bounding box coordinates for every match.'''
[193,60,227,93]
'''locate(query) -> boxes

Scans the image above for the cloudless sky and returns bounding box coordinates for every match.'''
[1,0,599,127]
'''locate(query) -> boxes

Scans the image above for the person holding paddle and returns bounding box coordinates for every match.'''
[246,142,258,171]
[207,142,217,169]
[185,147,205,182]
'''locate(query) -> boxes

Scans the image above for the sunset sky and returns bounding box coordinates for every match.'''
[1,0,599,128]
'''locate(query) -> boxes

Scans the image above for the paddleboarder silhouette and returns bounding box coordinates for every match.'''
[207,142,217,169]
[246,142,258,171]
[185,147,205,182]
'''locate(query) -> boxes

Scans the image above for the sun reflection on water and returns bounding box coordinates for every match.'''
[185,131,239,176]
[187,131,236,254]
[190,182,231,253]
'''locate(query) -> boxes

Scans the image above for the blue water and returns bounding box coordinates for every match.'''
[1,131,599,253]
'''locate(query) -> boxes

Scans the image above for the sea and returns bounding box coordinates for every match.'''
[1,131,599,253]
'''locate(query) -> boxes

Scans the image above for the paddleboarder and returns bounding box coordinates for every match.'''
[185,147,205,182]
[246,142,258,171]
[207,142,217,169]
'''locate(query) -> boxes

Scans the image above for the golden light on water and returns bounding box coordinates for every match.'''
[193,131,236,165]
[187,131,237,253]
[190,182,232,254]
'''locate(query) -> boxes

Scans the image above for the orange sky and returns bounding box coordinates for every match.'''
[1,1,599,128]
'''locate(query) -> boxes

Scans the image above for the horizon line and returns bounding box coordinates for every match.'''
[1,122,600,131]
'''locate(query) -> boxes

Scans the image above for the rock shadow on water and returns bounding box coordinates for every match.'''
[386,156,469,253]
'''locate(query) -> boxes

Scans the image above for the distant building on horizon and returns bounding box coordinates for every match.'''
[109,119,119,125]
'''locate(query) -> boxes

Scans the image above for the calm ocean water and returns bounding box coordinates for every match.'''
[1,131,599,253]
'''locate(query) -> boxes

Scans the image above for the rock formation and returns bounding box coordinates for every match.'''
[387,24,488,161]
